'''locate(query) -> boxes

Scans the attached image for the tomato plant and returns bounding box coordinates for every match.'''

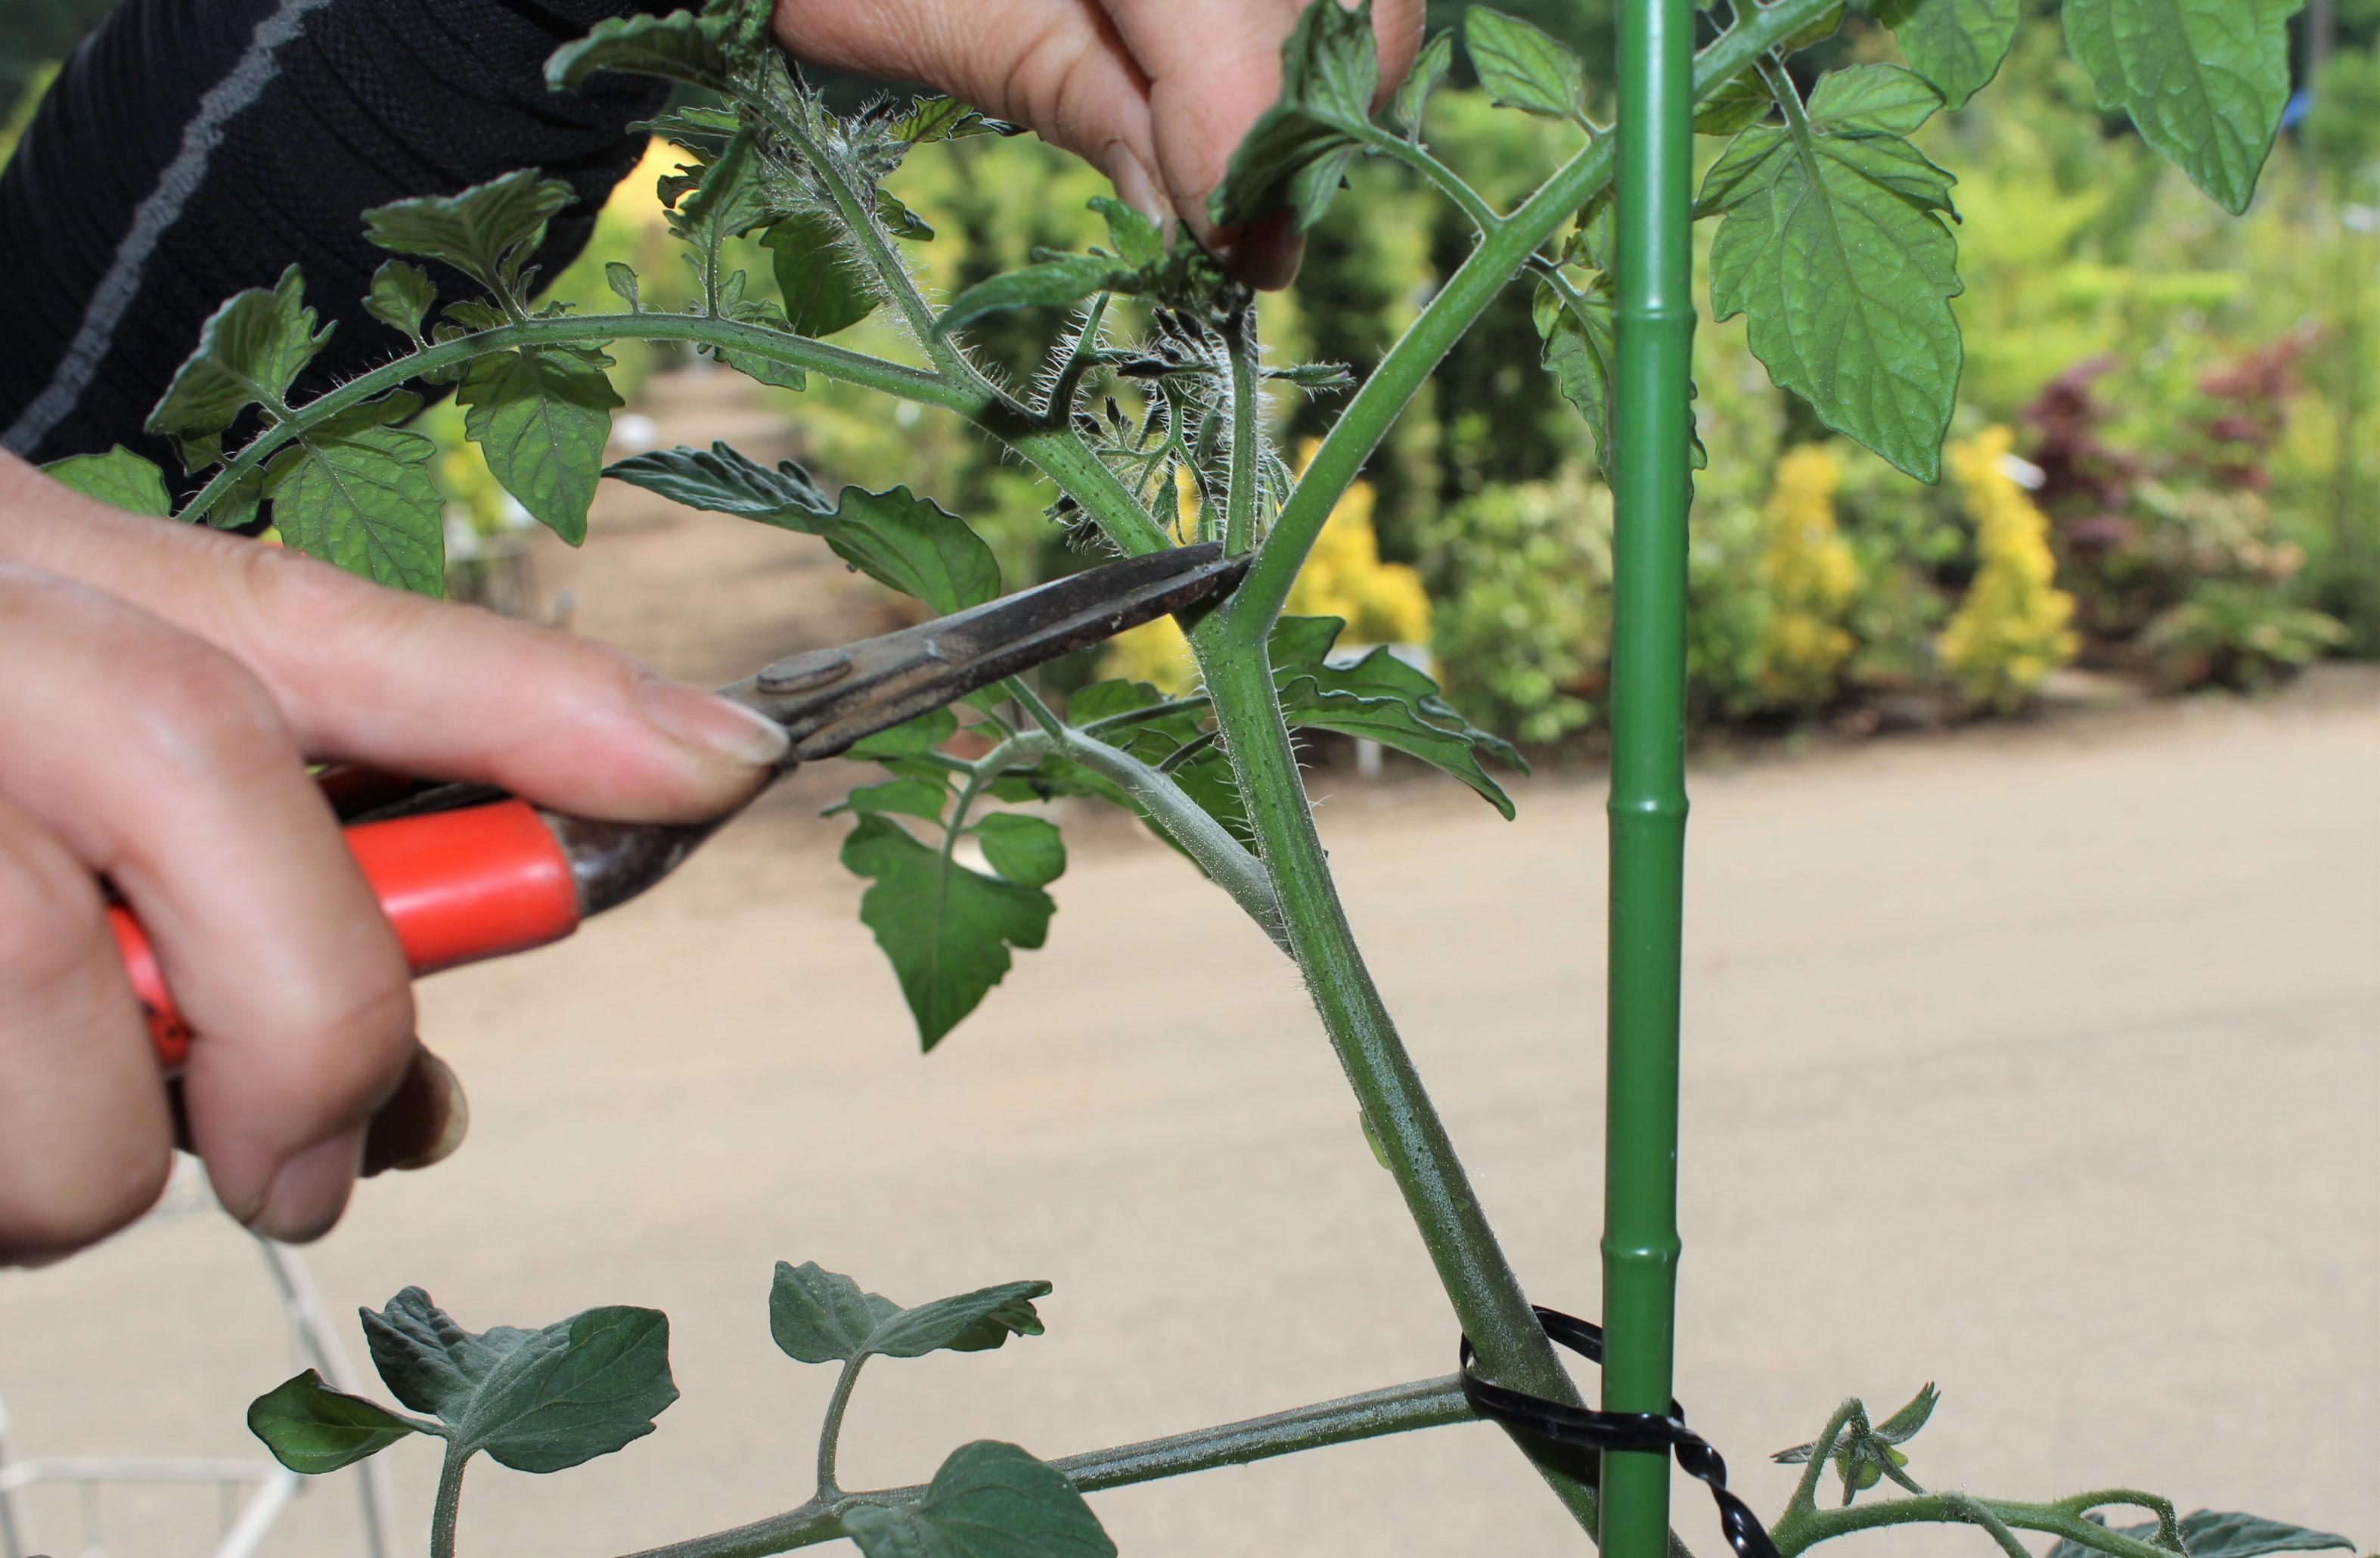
[47,0,2364,1554]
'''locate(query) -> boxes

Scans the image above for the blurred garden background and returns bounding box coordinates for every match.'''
[10,0,2377,746]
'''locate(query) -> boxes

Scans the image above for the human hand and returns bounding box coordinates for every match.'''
[772,0,1426,287]
[0,449,790,1264]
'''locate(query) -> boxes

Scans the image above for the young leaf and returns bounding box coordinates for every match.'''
[768,1264,904,1364]
[457,346,623,545]
[841,1440,1114,1558]
[827,777,954,821]
[1699,117,1962,480]
[248,1370,425,1474]
[603,439,829,515]
[892,95,1019,144]
[1534,277,1618,474]
[365,171,575,299]
[973,812,1066,889]
[841,813,1054,1049]
[274,424,444,594]
[1466,8,1589,123]
[720,296,811,390]
[1870,0,2019,110]
[1271,618,1527,818]
[42,446,171,516]
[452,1306,678,1473]
[1208,0,1379,231]
[771,1265,1051,1370]
[607,444,1001,614]
[2063,0,2300,214]
[545,8,734,93]
[937,255,1134,337]
[361,1288,540,1422]
[366,259,436,345]
[1088,195,1163,268]
[1390,29,1454,137]
[605,261,641,312]
[764,211,880,337]
[2046,1513,2357,1558]
[147,265,334,445]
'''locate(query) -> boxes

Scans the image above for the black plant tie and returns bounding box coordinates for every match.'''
[1459,1306,1782,1558]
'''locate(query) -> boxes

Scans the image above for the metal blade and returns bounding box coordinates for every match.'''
[725,542,1247,762]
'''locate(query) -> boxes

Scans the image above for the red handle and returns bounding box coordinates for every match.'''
[112,799,582,1071]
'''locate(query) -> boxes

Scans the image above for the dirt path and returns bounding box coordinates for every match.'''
[3,663,2372,1558]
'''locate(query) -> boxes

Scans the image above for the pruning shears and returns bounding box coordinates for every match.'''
[113,545,1248,1071]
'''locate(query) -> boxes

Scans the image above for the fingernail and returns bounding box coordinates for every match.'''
[251,1125,366,1243]
[638,675,791,768]
[365,1048,471,1176]
[1108,144,1174,231]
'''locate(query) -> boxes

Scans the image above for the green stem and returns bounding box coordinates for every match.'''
[1222,0,1841,643]
[613,1375,1475,1558]
[1772,1490,2185,1558]
[813,1356,867,1497]
[1780,1401,1862,1522]
[430,1442,468,1558]
[991,727,1283,947]
[1355,123,1507,232]
[749,89,991,398]
[1192,622,1600,1535]
[175,314,963,525]
[1224,303,1264,556]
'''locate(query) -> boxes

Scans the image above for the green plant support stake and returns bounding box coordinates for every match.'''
[1604,0,1694,1553]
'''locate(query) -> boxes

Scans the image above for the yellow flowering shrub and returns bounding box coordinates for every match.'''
[1100,444,1430,694]
[1755,444,1860,706]
[1937,426,2080,711]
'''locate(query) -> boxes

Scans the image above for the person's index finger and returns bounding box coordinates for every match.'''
[2,452,787,825]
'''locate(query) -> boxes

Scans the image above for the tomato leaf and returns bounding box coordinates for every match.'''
[545,8,734,94]
[355,1289,678,1475]
[1533,275,1618,474]
[1870,0,2018,110]
[248,1370,426,1474]
[1390,29,1454,138]
[769,1263,1052,1367]
[1270,617,1526,817]
[2045,1513,2357,1558]
[826,777,954,822]
[147,265,333,446]
[892,95,1018,144]
[1466,7,1588,123]
[457,346,622,545]
[43,445,171,516]
[840,813,1053,1049]
[364,171,575,300]
[972,812,1066,889]
[2064,0,2299,214]
[764,211,880,338]
[842,1441,1114,1558]
[1699,113,1962,481]
[1696,69,1774,135]
[937,255,1128,337]
[274,424,443,594]
[606,442,999,613]
[366,259,437,346]
[1804,64,1946,135]
[1208,0,1379,231]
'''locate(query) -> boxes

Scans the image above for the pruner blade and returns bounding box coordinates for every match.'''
[725,542,1248,764]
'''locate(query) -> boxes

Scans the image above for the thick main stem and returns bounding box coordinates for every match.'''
[1193,625,1600,1535]
[1601,0,1696,1554]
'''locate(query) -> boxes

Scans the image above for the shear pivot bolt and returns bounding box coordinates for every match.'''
[757,648,854,694]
